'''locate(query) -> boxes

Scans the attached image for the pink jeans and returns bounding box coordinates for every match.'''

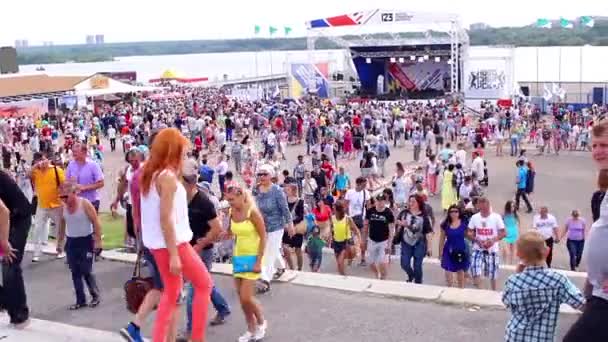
[427,173,438,194]
[151,243,212,341]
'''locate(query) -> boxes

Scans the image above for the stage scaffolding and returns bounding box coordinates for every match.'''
[306,9,469,95]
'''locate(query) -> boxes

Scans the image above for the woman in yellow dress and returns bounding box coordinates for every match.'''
[224,185,268,342]
[331,201,362,275]
[441,164,458,211]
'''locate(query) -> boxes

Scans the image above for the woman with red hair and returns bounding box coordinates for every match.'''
[140,128,212,342]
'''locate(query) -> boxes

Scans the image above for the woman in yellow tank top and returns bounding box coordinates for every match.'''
[331,201,362,276]
[224,185,268,342]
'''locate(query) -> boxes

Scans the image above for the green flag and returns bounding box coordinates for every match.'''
[560,18,573,29]
[269,26,278,35]
[536,18,552,29]
[581,16,595,28]
[284,26,292,35]
[254,25,261,35]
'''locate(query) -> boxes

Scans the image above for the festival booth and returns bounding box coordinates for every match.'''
[305,10,469,100]
[149,69,209,84]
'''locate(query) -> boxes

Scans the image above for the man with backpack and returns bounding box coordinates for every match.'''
[198,156,214,184]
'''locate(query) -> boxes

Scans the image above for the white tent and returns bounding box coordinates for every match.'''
[74,74,161,97]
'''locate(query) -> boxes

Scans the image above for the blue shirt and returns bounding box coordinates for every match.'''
[333,174,349,190]
[199,165,214,183]
[517,166,528,190]
[502,266,584,342]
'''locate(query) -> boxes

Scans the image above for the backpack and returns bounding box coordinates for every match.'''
[199,165,214,183]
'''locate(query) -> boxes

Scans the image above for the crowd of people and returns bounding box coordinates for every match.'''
[0,87,607,341]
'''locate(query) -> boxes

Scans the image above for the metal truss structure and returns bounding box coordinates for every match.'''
[306,9,469,95]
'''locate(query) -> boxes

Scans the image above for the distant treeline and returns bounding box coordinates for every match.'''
[16,20,608,65]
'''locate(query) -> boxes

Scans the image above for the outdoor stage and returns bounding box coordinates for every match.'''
[305,9,469,100]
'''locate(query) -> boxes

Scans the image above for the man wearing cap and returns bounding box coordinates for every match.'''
[30,151,65,262]
[182,159,231,333]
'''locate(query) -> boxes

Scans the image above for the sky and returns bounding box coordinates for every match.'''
[1,0,606,46]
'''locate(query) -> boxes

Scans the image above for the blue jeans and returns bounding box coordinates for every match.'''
[65,235,100,305]
[186,248,230,332]
[510,137,518,156]
[566,239,585,271]
[400,241,426,284]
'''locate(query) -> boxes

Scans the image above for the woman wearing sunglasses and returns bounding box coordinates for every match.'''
[224,184,267,342]
[438,205,470,288]
[253,164,294,294]
[56,182,102,310]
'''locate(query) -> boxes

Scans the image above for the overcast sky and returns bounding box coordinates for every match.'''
[1,0,606,46]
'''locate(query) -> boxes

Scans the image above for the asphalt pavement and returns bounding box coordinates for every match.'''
[18,256,578,342]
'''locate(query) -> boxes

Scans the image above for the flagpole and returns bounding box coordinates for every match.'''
[536,46,539,99]
[255,52,259,77]
[558,47,562,89]
[579,45,583,103]
[270,51,273,76]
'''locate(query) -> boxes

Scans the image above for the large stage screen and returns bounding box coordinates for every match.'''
[387,61,450,92]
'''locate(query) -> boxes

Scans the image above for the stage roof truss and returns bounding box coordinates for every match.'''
[306,9,469,95]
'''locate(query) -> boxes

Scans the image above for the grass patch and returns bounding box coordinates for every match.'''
[99,213,125,250]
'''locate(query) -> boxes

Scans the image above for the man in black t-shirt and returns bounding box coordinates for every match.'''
[0,170,32,327]
[182,160,231,331]
[364,194,395,280]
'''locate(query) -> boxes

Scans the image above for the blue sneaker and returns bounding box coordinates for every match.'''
[120,323,143,342]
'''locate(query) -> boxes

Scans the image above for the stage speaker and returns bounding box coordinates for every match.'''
[520,86,530,97]
[592,87,604,105]
[0,47,18,74]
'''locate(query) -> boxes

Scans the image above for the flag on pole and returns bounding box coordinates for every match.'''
[560,18,574,29]
[543,85,553,101]
[254,25,261,35]
[536,18,552,29]
[284,26,292,35]
[269,26,278,35]
[581,16,595,28]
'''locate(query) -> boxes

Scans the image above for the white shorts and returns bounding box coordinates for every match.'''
[367,239,388,265]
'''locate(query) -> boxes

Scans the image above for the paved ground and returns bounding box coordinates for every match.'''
[91,137,596,277]
[18,256,577,342]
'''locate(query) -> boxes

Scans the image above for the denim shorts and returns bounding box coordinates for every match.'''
[142,248,163,290]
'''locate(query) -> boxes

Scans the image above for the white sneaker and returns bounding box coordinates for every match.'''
[254,321,267,340]
[31,256,40,262]
[56,252,66,259]
[238,331,254,342]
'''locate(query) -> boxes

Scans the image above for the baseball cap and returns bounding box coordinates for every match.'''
[182,158,199,183]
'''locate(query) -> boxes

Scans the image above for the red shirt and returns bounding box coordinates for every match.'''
[321,161,334,179]
[121,126,130,135]
[353,116,361,127]
[194,136,202,150]
[313,205,332,222]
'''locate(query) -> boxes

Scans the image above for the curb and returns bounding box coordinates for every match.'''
[25,243,582,315]
[0,313,129,342]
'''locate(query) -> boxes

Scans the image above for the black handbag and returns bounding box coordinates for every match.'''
[448,249,467,264]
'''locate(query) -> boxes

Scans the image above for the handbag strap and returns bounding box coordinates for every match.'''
[132,250,143,278]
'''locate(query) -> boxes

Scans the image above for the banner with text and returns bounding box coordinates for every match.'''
[290,62,330,98]
[464,59,508,99]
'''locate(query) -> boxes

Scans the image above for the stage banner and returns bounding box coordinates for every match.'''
[0,99,48,118]
[308,9,454,29]
[290,62,330,98]
[387,62,450,92]
[464,59,508,99]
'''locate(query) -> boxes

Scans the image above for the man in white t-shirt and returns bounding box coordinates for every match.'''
[467,197,506,290]
[344,177,371,265]
[532,206,559,268]
[471,151,485,183]
[107,126,117,152]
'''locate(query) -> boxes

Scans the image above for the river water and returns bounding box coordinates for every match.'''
[19,49,349,83]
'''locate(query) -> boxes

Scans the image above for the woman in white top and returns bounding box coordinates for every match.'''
[139,128,212,342]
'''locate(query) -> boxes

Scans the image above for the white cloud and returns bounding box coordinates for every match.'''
[1,0,606,45]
